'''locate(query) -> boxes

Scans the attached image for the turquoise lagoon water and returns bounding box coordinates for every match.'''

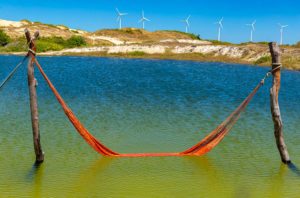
[0,55,299,197]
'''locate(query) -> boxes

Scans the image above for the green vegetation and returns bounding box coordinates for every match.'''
[121,28,143,34]
[161,30,201,40]
[294,41,300,48]
[36,38,64,52]
[256,41,269,45]
[0,35,87,53]
[282,56,300,70]
[33,21,43,25]
[71,30,79,34]
[254,55,271,65]
[32,21,63,29]
[239,42,253,45]
[0,37,27,52]
[65,36,86,48]
[36,36,86,52]
[0,30,11,46]
[209,40,232,45]
[98,28,143,35]
[128,51,146,56]
[20,19,31,24]
[239,41,268,45]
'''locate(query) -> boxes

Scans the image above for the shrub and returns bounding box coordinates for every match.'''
[162,30,201,40]
[36,36,86,51]
[34,36,66,52]
[120,28,143,34]
[66,36,86,48]
[209,40,232,45]
[20,19,31,24]
[254,56,271,65]
[128,51,146,56]
[0,30,10,46]
[70,30,79,34]
[294,42,300,48]
[46,36,66,45]
[0,37,27,52]
[257,41,269,45]
[36,40,64,52]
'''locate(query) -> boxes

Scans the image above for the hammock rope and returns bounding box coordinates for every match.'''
[33,57,272,157]
[0,55,28,91]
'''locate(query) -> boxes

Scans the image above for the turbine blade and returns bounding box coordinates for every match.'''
[144,17,150,21]
[138,18,143,23]
[218,17,223,28]
[187,15,191,20]
[116,8,120,14]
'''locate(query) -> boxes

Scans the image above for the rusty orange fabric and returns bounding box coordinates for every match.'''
[34,58,263,157]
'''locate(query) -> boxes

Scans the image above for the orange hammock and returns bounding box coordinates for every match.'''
[34,58,265,157]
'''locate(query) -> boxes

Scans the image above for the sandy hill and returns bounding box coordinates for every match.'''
[0,19,209,45]
[1,19,299,70]
[93,28,201,42]
[0,19,87,39]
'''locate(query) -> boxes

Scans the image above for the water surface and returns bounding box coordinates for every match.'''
[0,56,299,197]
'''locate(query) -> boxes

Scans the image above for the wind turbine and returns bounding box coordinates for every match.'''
[246,20,256,42]
[181,15,191,33]
[278,23,288,45]
[116,8,128,29]
[138,10,150,29]
[215,17,223,41]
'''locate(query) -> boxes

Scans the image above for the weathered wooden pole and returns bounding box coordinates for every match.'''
[25,29,44,163]
[268,42,290,164]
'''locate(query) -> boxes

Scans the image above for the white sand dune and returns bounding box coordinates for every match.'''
[0,19,27,27]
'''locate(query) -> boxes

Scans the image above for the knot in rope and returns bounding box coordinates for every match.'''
[261,64,282,85]
[28,48,36,56]
[27,36,37,56]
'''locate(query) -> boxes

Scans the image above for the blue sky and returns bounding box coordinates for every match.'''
[0,0,300,44]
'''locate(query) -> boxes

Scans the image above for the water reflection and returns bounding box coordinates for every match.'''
[68,157,114,195]
[288,162,300,177]
[26,162,44,197]
[0,56,299,197]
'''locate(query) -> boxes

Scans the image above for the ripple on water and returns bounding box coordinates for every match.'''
[0,55,299,197]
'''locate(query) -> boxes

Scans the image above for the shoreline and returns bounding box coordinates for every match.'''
[0,18,299,71]
[1,50,298,71]
[0,50,263,65]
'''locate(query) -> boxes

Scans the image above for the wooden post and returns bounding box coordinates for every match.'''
[25,29,44,163]
[268,42,290,164]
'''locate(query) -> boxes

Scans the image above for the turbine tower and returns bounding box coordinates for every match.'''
[116,8,128,29]
[246,20,256,42]
[181,15,191,33]
[278,23,288,45]
[215,17,223,41]
[138,10,150,29]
